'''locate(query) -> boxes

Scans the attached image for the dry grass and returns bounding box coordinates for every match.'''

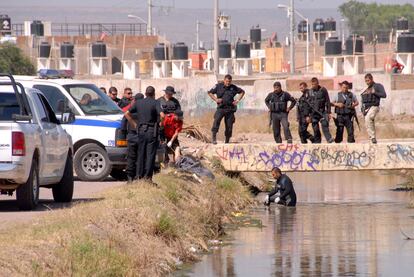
[0,171,252,276]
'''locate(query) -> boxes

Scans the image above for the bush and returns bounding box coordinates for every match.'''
[0,43,36,75]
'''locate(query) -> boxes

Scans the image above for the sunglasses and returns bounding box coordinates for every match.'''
[127,92,132,95]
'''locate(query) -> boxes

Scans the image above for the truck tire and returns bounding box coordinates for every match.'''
[110,168,127,181]
[16,159,39,211]
[74,143,112,181]
[52,152,74,202]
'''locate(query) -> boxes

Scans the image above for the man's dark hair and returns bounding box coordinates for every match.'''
[100,87,106,91]
[365,73,373,80]
[109,86,118,93]
[299,82,307,87]
[124,87,132,92]
[134,93,144,100]
[224,74,232,80]
[311,77,319,83]
[273,81,282,88]
[271,167,282,174]
[145,86,155,98]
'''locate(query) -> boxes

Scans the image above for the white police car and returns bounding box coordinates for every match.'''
[14,76,127,181]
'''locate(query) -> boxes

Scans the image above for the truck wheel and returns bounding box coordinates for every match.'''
[110,168,127,181]
[74,143,112,181]
[16,159,39,211]
[52,152,74,202]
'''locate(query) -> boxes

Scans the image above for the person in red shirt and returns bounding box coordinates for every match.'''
[391,59,404,74]
[162,110,183,164]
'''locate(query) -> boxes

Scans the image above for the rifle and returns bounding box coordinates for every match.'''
[301,97,331,123]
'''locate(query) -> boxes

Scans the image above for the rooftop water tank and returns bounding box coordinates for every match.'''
[324,37,342,55]
[60,42,74,58]
[31,20,44,36]
[397,33,414,53]
[154,43,169,60]
[235,41,251,58]
[172,42,188,60]
[91,41,106,58]
[250,27,261,42]
[325,18,336,31]
[39,42,51,58]
[397,17,409,31]
[313,18,325,32]
[345,36,363,55]
[219,40,231,59]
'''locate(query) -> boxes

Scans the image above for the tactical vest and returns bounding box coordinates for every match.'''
[298,93,311,115]
[269,92,288,113]
[310,88,326,113]
[361,87,380,108]
[335,92,354,115]
[160,98,178,114]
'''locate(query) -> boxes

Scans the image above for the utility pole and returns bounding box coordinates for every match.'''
[289,0,295,74]
[213,0,219,76]
[147,0,153,35]
[196,20,200,51]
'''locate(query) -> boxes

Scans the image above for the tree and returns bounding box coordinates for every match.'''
[339,1,414,42]
[0,43,36,75]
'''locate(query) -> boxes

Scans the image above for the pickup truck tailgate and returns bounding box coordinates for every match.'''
[0,124,12,162]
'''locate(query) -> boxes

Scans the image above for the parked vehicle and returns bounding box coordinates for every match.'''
[0,74,74,210]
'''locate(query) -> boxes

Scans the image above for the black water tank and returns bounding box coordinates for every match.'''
[325,37,342,55]
[154,43,169,60]
[172,42,188,60]
[313,18,325,32]
[397,33,414,53]
[0,15,11,33]
[345,36,363,55]
[325,18,336,31]
[219,40,231,58]
[91,41,106,58]
[235,42,251,58]
[397,17,409,31]
[60,42,74,58]
[250,27,261,42]
[31,20,44,36]
[38,42,51,58]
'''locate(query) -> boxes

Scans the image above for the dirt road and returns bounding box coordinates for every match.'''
[0,178,124,229]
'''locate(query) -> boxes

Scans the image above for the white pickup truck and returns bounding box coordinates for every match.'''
[0,74,74,210]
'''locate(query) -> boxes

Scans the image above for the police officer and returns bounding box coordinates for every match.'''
[265,81,296,144]
[208,74,245,144]
[296,82,315,144]
[121,93,144,182]
[361,73,387,144]
[125,86,161,180]
[264,167,297,207]
[309,77,334,143]
[158,86,181,117]
[118,87,134,109]
[332,81,359,143]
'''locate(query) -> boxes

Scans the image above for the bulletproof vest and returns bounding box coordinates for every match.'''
[361,87,380,108]
[160,98,178,114]
[298,92,311,115]
[335,92,354,115]
[269,92,288,113]
[221,91,235,106]
[309,88,326,113]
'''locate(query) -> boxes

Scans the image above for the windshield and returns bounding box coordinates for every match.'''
[63,84,123,115]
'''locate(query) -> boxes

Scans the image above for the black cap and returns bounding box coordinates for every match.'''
[164,86,176,94]
[339,80,351,87]
[134,93,144,100]
[273,81,282,87]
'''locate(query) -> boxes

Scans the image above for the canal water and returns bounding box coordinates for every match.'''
[178,171,414,276]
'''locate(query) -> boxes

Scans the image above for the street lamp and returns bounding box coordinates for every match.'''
[127,14,151,36]
[278,2,309,73]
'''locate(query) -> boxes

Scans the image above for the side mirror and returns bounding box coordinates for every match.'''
[60,112,75,124]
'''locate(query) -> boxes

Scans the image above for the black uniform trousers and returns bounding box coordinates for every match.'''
[211,108,236,138]
[335,114,355,143]
[298,117,314,144]
[126,131,138,178]
[311,113,333,143]
[136,126,159,180]
[271,112,292,143]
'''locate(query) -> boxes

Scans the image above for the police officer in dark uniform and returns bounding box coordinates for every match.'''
[264,167,297,207]
[332,81,359,143]
[297,82,315,144]
[158,86,181,117]
[309,77,334,143]
[265,81,296,144]
[121,93,144,182]
[208,74,245,144]
[125,86,161,180]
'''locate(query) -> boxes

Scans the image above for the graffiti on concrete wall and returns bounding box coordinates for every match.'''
[211,142,414,172]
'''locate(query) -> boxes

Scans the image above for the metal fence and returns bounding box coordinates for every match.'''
[12,22,147,36]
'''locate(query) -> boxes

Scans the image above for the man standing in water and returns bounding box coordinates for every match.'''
[264,167,297,207]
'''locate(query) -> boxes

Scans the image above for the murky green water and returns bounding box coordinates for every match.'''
[178,171,414,276]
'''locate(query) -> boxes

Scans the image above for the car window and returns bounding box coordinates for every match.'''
[38,94,59,125]
[0,93,20,121]
[33,85,79,115]
[32,93,49,123]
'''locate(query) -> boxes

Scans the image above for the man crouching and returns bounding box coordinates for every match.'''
[264,167,297,207]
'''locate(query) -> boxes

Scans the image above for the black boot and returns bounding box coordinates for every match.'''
[127,176,134,184]
[225,136,231,143]
[212,133,217,144]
